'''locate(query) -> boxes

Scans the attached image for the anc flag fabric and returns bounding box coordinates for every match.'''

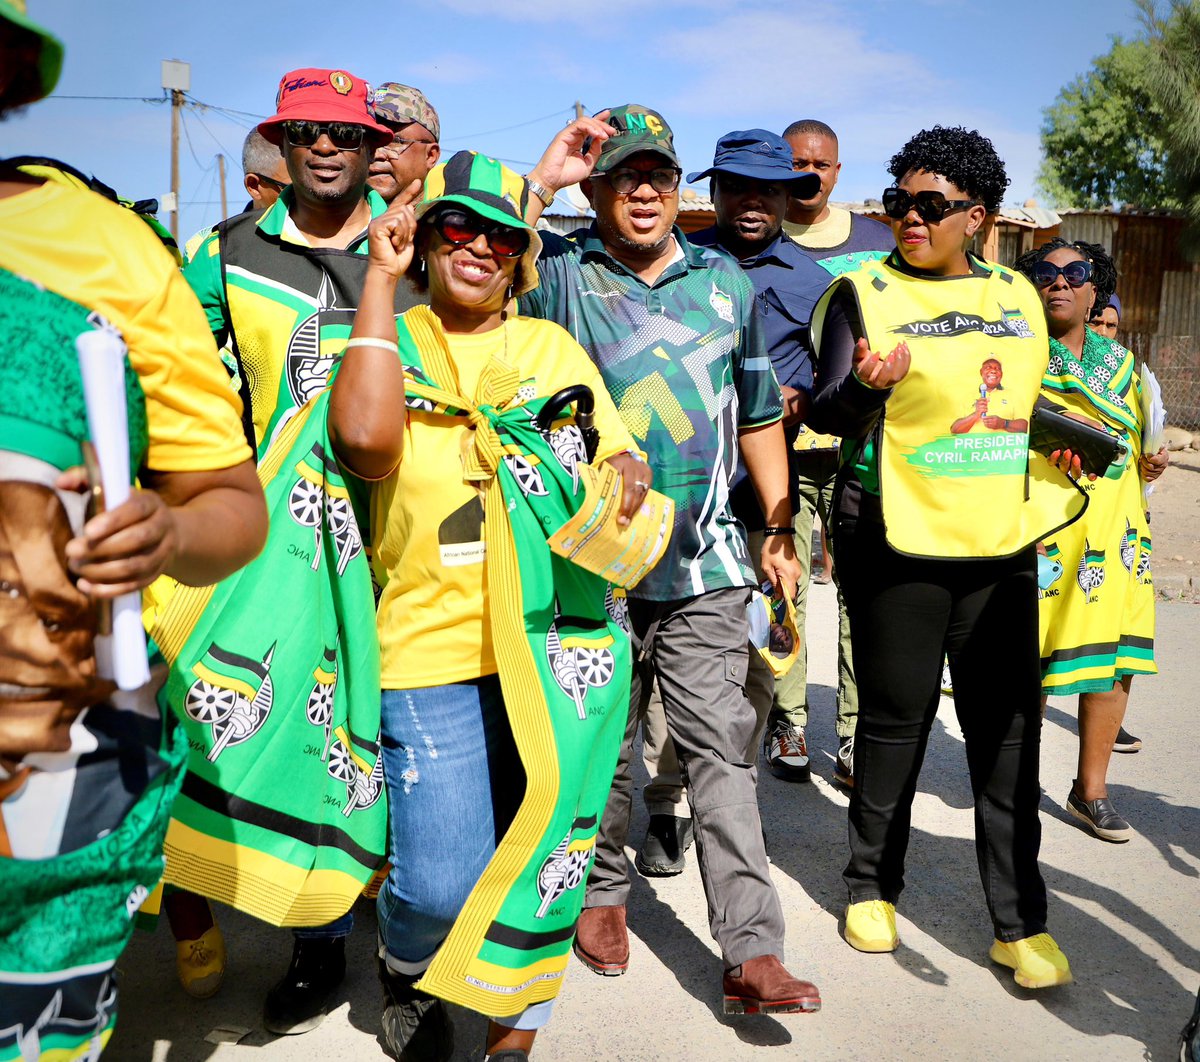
[395,307,632,1017]
[146,389,386,926]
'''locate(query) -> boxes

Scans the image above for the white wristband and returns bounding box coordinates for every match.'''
[345,337,399,354]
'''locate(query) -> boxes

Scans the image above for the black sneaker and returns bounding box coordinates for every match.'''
[764,720,811,782]
[1112,726,1142,753]
[833,736,854,789]
[1066,786,1133,843]
[378,959,454,1062]
[263,936,346,1035]
[635,814,694,876]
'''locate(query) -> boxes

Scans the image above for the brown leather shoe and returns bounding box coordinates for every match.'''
[722,954,821,1014]
[572,905,629,976]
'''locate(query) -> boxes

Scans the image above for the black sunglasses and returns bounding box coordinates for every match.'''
[1032,260,1092,289]
[250,172,289,192]
[882,186,980,223]
[594,167,682,195]
[281,120,367,150]
[431,209,529,258]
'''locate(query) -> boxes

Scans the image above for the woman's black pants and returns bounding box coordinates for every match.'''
[833,506,1048,942]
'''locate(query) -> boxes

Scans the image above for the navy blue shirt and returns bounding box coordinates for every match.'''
[689,226,832,396]
[690,226,832,530]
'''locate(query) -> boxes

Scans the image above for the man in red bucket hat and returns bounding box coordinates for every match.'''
[176,67,420,1036]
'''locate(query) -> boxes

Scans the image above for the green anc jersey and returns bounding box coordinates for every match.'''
[184,187,418,455]
[521,226,782,602]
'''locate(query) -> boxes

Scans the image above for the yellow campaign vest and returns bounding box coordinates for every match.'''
[815,255,1086,558]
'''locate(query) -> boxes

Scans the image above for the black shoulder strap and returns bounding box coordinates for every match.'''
[216,214,259,462]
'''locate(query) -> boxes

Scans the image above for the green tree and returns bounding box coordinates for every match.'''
[1138,0,1200,247]
[1038,35,1178,210]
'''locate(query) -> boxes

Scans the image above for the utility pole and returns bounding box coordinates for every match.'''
[217,153,228,219]
[575,100,584,120]
[161,59,190,244]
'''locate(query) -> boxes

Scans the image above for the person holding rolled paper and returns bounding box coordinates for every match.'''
[0,3,266,1055]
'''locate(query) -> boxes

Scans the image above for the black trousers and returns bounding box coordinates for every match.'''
[833,497,1048,941]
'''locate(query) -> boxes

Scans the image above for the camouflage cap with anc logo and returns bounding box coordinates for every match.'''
[594,104,680,174]
[373,82,440,141]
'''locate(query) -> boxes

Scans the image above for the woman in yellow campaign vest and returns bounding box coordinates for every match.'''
[1015,240,1168,844]
[808,126,1085,990]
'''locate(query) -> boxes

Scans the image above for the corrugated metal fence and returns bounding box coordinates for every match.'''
[1060,214,1200,427]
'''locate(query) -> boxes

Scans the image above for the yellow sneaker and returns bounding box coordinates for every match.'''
[990,933,1072,989]
[844,900,898,953]
[176,923,226,998]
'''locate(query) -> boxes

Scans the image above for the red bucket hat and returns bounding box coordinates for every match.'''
[258,68,393,147]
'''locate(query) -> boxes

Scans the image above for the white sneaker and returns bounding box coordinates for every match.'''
[765,721,810,782]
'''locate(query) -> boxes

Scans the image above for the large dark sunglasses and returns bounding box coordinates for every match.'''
[1032,260,1093,289]
[882,186,979,223]
[281,120,367,150]
[594,167,682,195]
[432,209,529,258]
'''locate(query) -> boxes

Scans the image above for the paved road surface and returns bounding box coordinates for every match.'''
[109,589,1199,1061]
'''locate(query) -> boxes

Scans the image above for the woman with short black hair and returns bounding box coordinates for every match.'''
[808,125,1082,989]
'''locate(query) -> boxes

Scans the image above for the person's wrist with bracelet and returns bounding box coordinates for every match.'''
[762,525,795,537]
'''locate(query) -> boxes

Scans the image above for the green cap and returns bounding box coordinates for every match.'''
[0,0,63,105]
[416,150,542,296]
[594,104,679,174]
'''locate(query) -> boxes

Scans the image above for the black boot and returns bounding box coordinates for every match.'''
[263,935,346,1035]
[635,814,694,876]
[379,958,454,1062]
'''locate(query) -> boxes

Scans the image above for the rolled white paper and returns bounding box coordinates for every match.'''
[77,328,151,690]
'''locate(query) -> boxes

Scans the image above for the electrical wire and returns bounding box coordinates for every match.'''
[446,108,574,143]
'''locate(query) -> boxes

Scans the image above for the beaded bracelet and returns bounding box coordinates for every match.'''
[762,527,796,537]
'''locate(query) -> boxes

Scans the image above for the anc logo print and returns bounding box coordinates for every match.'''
[545,600,616,721]
[535,820,596,918]
[1120,519,1137,574]
[288,440,363,575]
[1038,543,1064,599]
[1076,539,1106,603]
[184,643,276,761]
[285,273,357,415]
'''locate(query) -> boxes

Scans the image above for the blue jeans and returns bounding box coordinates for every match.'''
[377,677,551,1030]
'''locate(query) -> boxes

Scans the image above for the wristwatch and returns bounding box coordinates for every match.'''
[526,175,556,208]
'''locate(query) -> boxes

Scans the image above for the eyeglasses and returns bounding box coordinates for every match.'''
[1032,260,1093,289]
[882,186,980,223]
[378,136,434,159]
[281,120,367,150]
[431,209,530,258]
[250,172,289,192]
[594,167,682,195]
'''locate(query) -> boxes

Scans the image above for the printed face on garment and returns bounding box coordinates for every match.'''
[786,131,840,211]
[284,125,371,206]
[1038,246,1096,337]
[981,358,1002,390]
[585,150,679,259]
[890,169,985,276]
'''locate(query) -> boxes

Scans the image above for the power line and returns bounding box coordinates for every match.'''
[186,103,242,160]
[47,93,166,103]
[446,108,574,143]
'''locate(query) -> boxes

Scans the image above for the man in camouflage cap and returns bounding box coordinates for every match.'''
[368,81,440,203]
[518,106,819,1017]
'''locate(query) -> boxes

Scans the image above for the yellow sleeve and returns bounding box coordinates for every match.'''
[124,260,252,473]
[524,318,639,463]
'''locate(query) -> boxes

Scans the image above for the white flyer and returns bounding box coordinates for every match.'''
[1140,363,1166,502]
[77,328,151,690]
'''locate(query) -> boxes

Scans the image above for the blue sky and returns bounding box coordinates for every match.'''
[6,0,1143,241]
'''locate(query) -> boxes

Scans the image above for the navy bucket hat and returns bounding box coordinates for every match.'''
[688,129,820,197]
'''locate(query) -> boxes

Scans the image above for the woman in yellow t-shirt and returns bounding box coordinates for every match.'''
[328,153,643,1062]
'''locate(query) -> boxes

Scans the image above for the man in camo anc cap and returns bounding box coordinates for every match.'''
[368,82,440,203]
[517,105,821,1018]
